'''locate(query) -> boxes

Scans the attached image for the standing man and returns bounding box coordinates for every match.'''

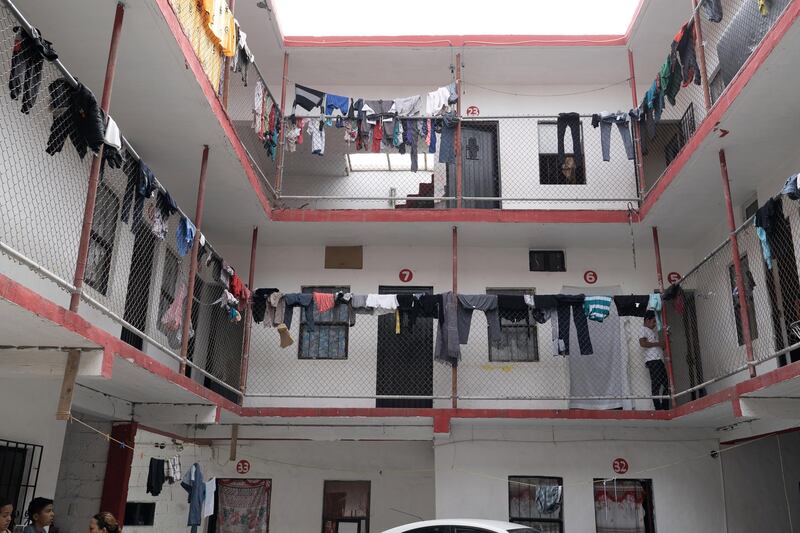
[640,311,670,410]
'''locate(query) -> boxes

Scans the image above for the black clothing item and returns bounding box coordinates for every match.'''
[46,79,105,158]
[646,360,671,410]
[555,294,593,356]
[662,283,682,301]
[673,21,701,87]
[755,197,783,235]
[9,26,58,114]
[121,158,157,227]
[157,190,178,219]
[702,0,723,22]
[532,294,557,324]
[614,295,650,317]
[497,294,528,322]
[556,112,583,168]
[417,294,441,320]
[628,107,648,156]
[397,294,419,332]
[146,458,166,496]
[251,288,279,323]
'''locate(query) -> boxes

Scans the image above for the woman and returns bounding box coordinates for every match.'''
[22,499,53,533]
[88,513,119,533]
[0,499,13,533]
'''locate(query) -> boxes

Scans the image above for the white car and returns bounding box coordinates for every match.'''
[381,519,541,533]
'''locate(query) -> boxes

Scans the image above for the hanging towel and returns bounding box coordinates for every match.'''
[203,478,216,518]
[583,296,613,322]
[365,294,398,315]
[313,292,335,313]
[613,295,650,317]
[648,293,663,331]
[294,84,324,111]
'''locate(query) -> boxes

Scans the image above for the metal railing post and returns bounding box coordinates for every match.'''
[239,226,258,394]
[275,52,289,193]
[691,0,713,111]
[455,53,463,209]
[57,2,125,420]
[628,48,646,197]
[451,225,458,408]
[719,149,757,378]
[652,226,678,406]
[179,146,210,375]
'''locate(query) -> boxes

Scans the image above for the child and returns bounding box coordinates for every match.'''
[88,513,119,533]
[23,498,53,533]
[639,311,670,410]
[0,499,13,533]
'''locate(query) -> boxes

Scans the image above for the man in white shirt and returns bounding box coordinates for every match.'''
[639,311,670,410]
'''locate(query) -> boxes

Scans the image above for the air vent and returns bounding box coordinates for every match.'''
[529,250,566,272]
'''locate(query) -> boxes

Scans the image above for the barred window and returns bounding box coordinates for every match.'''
[84,183,120,295]
[538,121,586,185]
[299,285,349,360]
[509,476,563,533]
[157,250,180,335]
[487,289,538,362]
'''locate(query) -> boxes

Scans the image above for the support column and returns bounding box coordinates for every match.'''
[652,227,678,406]
[451,225,458,408]
[719,149,757,377]
[99,423,137,523]
[455,53,463,209]
[57,3,125,420]
[239,226,258,394]
[274,52,289,193]
[692,0,713,111]
[628,48,646,196]
[180,146,210,375]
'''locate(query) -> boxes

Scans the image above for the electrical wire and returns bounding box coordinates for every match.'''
[464,78,632,98]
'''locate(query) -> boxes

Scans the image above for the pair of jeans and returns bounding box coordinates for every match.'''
[438,112,458,165]
[283,293,315,331]
[646,360,671,410]
[556,112,583,168]
[599,112,635,161]
[555,295,593,355]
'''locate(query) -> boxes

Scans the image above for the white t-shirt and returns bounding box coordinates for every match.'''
[640,326,663,362]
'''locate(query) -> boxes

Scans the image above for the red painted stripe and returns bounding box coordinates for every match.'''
[0,273,242,414]
[152,0,273,219]
[101,347,114,379]
[271,208,634,224]
[640,0,800,217]
[735,359,800,396]
[283,34,628,48]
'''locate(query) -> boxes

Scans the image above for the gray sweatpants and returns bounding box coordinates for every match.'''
[600,112,635,162]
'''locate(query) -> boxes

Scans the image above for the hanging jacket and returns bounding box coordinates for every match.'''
[181,463,206,533]
[9,26,58,114]
[46,78,105,158]
[672,21,702,87]
[659,54,681,107]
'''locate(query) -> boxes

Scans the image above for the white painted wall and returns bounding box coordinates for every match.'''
[53,416,111,533]
[0,377,68,500]
[721,430,800,533]
[124,429,435,533]
[435,424,726,533]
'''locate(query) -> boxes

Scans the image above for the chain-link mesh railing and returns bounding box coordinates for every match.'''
[274,114,639,210]
[167,0,231,97]
[0,0,244,397]
[668,194,800,404]
[246,291,664,409]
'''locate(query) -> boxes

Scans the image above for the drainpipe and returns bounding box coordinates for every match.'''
[719,149,757,378]
[652,227,678,407]
[179,146,210,375]
[57,3,125,420]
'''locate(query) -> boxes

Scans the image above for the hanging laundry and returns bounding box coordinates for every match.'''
[457,294,502,345]
[167,455,182,484]
[232,23,254,85]
[755,197,782,269]
[324,93,351,116]
[283,293,315,330]
[294,83,324,112]
[447,81,459,104]
[286,124,302,152]
[253,80,265,132]
[647,293,663,331]
[534,295,593,356]
[307,120,325,156]
[121,159,157,227]
[251,288,279,324]
[147,458,167,496]
[672,21,701,87]
[277,323,293,348]
[662,283,686,316]
[268,291,286,326]
[391,95,423,116]
[395,294,419,332]
[583,296,613,322]
[229,272,245,300]
[644,79,663,124]
[176,217,196,257]
[702,0,723,22]
[313,292,335,314]
[417,294,441,320]
[343,120,358,146]
[372,120,383,153]
[613,295,650,317]
[157,190,178,219]
[364,99,395,141]
[425,86,451,116]
[180,463,206,533]
[160,282,187,332]
[103,115,121,151]
[781,174,799,200]
[150,204,169,241]
[556,112,583,169]
[439,112,458,164]
[434,292,461,363]
[428,120,437,154]
[9,26,58,114]
[46,79,105,158]
[758,0,769,16]
[203,478,216,518]
[660,53,681,107]
[365,294,398,315]
[592,112,635,161]
[405,120,420,172]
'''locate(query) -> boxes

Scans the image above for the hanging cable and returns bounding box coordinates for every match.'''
[465,78,632,98]
[628,202,638,269]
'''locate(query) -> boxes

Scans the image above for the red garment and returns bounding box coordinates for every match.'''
[230,273,245,300]
[268,104,276,133]
[313,292,335,313]
[371,119,383,153]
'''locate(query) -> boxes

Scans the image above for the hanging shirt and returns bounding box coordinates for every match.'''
[372,120,383,153]
[324,93,350,116]
[307,120,325,155]
[391,95,423,116]
[425,86,451,116]
[176,217,196,257]
[294,84,324,112]
[313,292,335,313]
[583,296,613,322]
[365,294,398,315]
[203,478,216,518]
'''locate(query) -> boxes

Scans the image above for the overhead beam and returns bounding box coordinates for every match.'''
[737,397,800,419]
[72,385,134,420]
[133,403,218,425]
[0,349,104,378]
